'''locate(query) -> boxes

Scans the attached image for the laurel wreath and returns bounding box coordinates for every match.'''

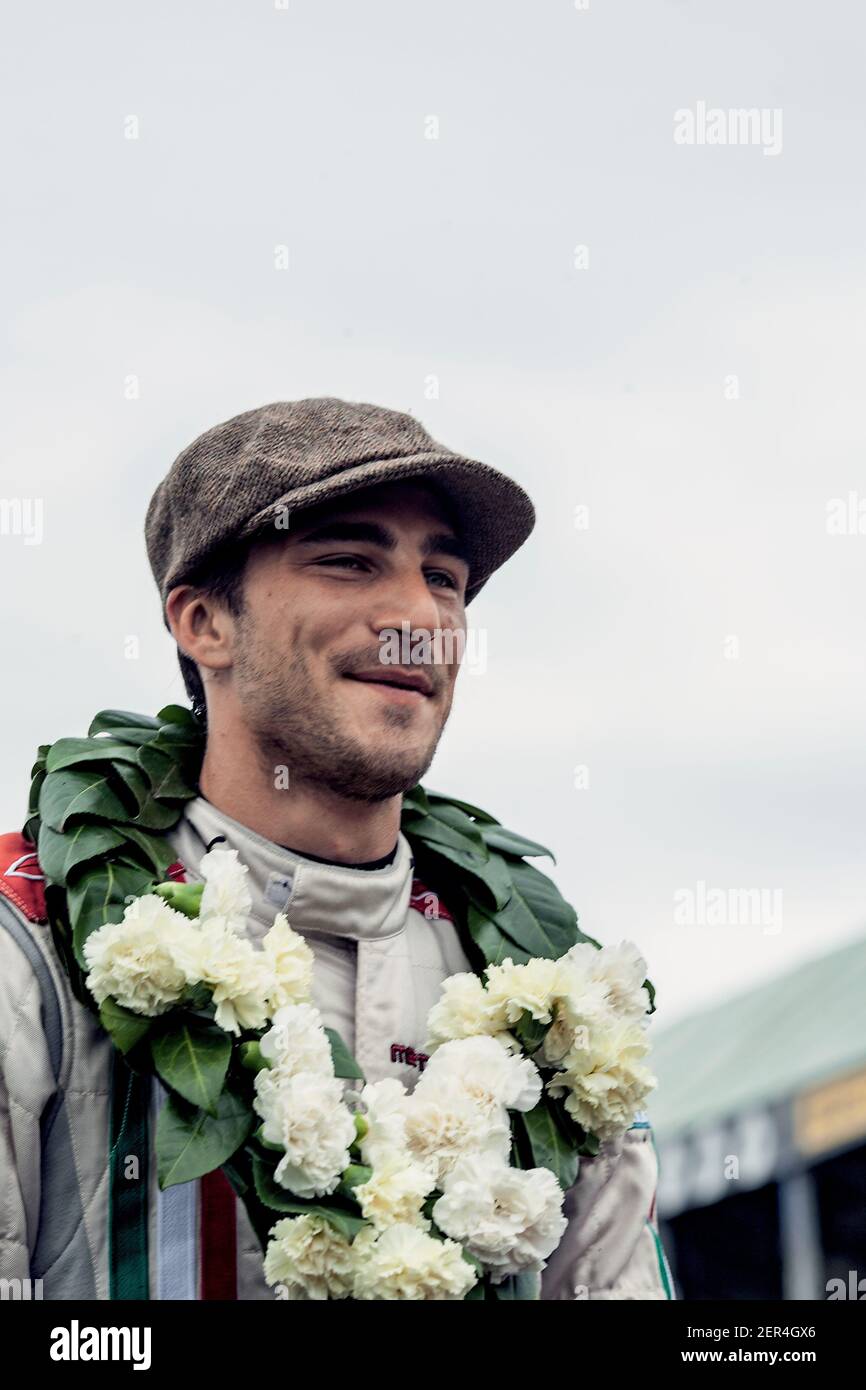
[24,703,656,1297]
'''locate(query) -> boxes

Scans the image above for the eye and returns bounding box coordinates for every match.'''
[426,569,459,591]
[315,555,371,572]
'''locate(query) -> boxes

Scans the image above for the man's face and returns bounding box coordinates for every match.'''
[226,479,470,802]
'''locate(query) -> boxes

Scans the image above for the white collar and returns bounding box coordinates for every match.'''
[168,795,415,944]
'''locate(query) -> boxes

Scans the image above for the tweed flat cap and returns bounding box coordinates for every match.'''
[145,398,535,608]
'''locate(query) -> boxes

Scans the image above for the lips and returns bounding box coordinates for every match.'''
[344,668,434,696]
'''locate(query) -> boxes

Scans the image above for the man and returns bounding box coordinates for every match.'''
[0,397,674,1300]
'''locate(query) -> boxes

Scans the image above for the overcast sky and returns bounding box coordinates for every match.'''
[2,0,865,1030]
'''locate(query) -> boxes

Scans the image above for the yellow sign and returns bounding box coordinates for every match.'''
[795,1064,866,1157]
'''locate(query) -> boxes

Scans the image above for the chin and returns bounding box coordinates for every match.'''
[371,748,434,784]
[356,743,437,796]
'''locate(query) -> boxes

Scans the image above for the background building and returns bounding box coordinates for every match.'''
[651,935,866,1300]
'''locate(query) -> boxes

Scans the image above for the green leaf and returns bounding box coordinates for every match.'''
[88,709,162,737]
[27,766,46,817]
[26,750,48,842]
[65,823,130,874]
[98,998,151,1054]
[516,1100,580,1191]
[252,1156,367,1239]
[66,859,155,963]
[401,784,431,816]
[90,726,164,748]
[44,738,143,773]
[136,743,198,801]
[509,1110,531,1169]
[126,794,185,832]
[111,761,153,815]
[22,815,40,848]
[151,743,203,789]
[36,822,126,883]
[466,899,533,966]
[468,857,592,963]
[119,825,178,878]
[512,1008,550,1054]
[401,808,488,860]
[337,1164,372,1200]
[423,789,501,826]
[157,1084,254,1188]
[151,1019,231,1116]
[39,767,131,833]
[416,800,489,851]
[421,1190,445,1225]
[480,824,555,862]
[325,1027,365,1080]
[155,704,202,730]
[405,823,513,912]
[30,744,51,779]
[221,1157,251,1197]
[152,722,205,753]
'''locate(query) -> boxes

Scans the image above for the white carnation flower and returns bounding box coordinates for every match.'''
[425,971,503,1050]
[354,1152,436,1231]
[546,1015,657,1141]
[254,1070,356,1198]
[359,1079,411,1170]
[537,943,650,1066]
[198,846,252,930]
[483,956,563,1028]
[263,1215,354,1300]
[262,914,314,1012]
[403,1073,511,1183]
[196,919,272,1035]
[419,1035,542,1114]
[433,1153,567,1282]
[560,940,651,1023]
[352,1223,477,1301]
[83,894,202,1016]
[541,968,611,1066]
[259,1002,335,1077]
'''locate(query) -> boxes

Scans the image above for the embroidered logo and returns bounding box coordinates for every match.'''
[265,871,294,909]
[409,878,455,924]
[390,1042,429,1072]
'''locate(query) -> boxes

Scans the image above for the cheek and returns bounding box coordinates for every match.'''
[244,592,342,674]
[438,613,468,681]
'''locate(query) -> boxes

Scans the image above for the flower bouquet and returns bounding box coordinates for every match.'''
[83,845,657,1300]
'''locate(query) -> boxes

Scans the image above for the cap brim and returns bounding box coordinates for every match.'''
[236,451,535,603]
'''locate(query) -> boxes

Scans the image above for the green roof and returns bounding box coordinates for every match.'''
[647,933,866,1140]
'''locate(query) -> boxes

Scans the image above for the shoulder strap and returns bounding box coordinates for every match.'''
[0,892,91,1293]
[0,833,62,1092]
[0,893,63,1088]
[108,1052,151,1299]
[0,839,103,1295]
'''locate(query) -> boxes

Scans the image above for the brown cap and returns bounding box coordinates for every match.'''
[145,397,535,610]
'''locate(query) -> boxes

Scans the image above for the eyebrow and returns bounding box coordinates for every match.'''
[293,519,470,565]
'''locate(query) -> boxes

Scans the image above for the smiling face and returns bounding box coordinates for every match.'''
[220,478,470,802]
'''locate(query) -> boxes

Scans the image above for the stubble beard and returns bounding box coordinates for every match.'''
[233,633,448,803]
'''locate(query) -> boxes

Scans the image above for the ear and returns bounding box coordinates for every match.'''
[165,584,235,672]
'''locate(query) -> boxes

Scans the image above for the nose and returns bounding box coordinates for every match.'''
[367,561,449,649]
